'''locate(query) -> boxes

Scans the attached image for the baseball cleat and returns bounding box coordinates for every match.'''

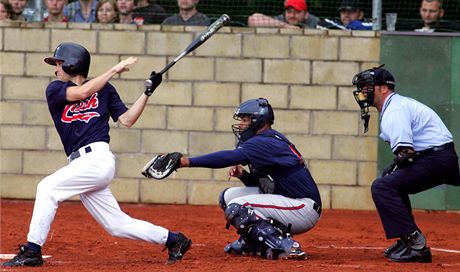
[2,245,43,267]
[165,233,192,264]
[266,247,308,260]
[389,245,432,263]
[224,238,247,255]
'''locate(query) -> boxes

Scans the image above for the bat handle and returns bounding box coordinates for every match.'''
[159,61,176,75]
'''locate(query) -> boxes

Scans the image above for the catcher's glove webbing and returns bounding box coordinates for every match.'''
[142,152,182,180]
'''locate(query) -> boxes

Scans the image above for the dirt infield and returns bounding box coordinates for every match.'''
[1,199,460,271]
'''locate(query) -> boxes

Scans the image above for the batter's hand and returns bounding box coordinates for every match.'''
[113,57,137,74]
[228,165,245,179]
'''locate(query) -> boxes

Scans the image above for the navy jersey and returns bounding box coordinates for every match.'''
[189,129,321,204]
[46,80,128,156]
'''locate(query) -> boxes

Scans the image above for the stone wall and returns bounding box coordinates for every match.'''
[0,22,381,210]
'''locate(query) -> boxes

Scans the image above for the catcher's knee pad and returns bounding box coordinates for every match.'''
[219,188,230,210]
[224,203,258,232]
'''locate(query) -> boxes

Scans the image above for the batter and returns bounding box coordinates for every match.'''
[2,42,191,267]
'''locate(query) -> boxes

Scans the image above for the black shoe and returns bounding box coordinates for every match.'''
[389,245,432,263]
[165,233,192,264]
[384,239,406,258]
[2,245,43,267]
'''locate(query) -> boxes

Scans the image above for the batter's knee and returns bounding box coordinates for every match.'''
[36,180,60,204]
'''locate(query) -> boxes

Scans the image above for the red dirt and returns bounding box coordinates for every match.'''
[1,199,460,271]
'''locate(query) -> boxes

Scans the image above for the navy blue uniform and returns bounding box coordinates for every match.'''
[46,80,127,156]
[190,129,321,234]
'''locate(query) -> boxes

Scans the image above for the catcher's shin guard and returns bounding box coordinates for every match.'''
[224,204,306,260]
[248,220,306,260]
[224,203,258,232]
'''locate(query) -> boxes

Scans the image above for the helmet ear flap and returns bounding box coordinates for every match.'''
[62,57,78,75]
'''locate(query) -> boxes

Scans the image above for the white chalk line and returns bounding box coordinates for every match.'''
[192,244,460,253]
[316,245,460,254]
[0,254,52,259]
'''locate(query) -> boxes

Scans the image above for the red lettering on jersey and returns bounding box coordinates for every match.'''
[61,93,100,123]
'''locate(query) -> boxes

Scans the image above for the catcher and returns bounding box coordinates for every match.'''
[142,98,322,260]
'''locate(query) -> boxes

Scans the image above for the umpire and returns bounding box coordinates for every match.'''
[352,66,460,263]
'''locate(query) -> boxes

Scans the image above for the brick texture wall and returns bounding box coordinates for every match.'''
[0,22,381,210]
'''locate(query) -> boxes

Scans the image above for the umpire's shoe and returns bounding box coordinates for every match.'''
[388,245,432,263]
[384,239,407,258]
[2,245,43,267]
[388,231,431,263]
[166,233,192,264]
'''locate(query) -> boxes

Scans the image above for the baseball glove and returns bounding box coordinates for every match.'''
[141,152,182,180]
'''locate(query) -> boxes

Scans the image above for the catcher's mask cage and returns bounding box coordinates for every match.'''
[232,98,275,145]
[352,64,387,133]
[44,42,91,78]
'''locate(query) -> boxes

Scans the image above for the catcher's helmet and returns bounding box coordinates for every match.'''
[232,98,275,144]
[44,42,91,78]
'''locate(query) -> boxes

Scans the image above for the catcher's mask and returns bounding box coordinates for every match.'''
[352,64,395,133]
[232,98,275,145]
[44,42,91,78]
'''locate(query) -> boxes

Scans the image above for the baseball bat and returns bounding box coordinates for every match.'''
[145,14,230,88]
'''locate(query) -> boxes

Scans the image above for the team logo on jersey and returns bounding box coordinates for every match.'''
[61,93,100,123]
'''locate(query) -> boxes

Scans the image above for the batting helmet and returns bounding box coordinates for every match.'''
[44,42,91,78]
[232,98,275,144]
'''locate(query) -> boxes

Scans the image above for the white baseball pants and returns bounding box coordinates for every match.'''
[27,142,169,246]
[223,187,320,235]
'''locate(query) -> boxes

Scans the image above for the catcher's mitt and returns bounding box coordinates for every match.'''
[142,152,182,180]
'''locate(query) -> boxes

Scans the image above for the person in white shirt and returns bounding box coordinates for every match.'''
[352,65,460,263]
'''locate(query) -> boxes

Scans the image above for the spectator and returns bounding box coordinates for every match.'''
[8,0,28,21]
[416,0,443,32]
[247,0,319,29]
[96,0,118,23]
[0,0,14,21]
[132,0,166,25]
[64,0,97,23]
[162,0,210,26]
[414,0,459,32]
[117,0,135,24]
[43,0,69,22]
[317,0,372,30]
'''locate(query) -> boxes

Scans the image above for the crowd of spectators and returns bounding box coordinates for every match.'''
[1,0,458,32]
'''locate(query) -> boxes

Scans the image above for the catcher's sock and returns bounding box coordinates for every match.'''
[165,232,179,247]
[26,242,41,253]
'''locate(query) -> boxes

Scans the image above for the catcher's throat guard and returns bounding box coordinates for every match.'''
[141,152,182,180]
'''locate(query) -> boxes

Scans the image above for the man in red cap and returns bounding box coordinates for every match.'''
[248,0,318,29]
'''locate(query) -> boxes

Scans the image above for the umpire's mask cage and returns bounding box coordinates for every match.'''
[352,66,382,133]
